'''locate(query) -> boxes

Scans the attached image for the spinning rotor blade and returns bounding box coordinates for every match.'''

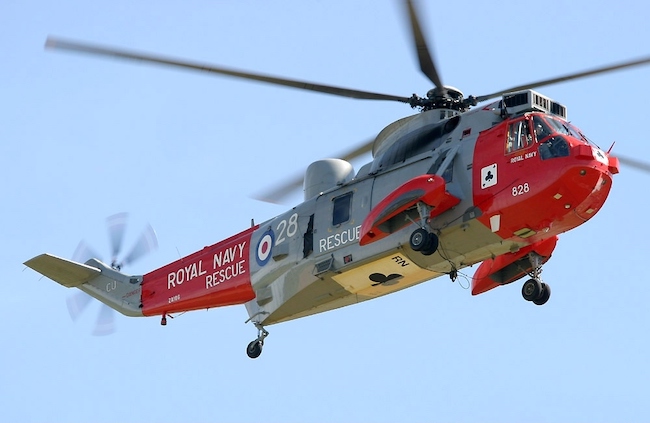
[617,155,650,174]
[72,240,102,264]
[122,223,158,266]
[404,0,444,93]
[66,281,115,335]
[66,291,93,321]
[475,55,650,103]
[67,214,157,335]
[254,137,376,203]
[45,37,410,104]
[254,173,304,205]
[107,212,128,260]
[92,304,115,336]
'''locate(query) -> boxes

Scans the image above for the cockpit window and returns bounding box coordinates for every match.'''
[568,122,597,146]
[543,115,598,147]
[505,118,533,154]
[545,117,579,138]
[532,115,552,142]
[539,135,570,160]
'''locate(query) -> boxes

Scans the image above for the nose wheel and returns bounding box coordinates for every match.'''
[521,252,551,305]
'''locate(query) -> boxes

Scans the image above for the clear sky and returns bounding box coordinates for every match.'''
[3,1,650,422]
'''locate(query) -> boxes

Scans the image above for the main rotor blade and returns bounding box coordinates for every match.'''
[253,173,305,205]
[404,0,444,92]
[617,155,650,173]
[475,55,650,103]
[253,137,375,204]
[45,37,410,103]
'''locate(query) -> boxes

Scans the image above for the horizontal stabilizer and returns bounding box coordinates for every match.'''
[24,254,101,288]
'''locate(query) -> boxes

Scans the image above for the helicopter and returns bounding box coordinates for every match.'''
[24,0,650,358]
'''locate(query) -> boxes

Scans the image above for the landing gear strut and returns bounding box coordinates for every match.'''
[409,202,439,256]
[246,322,269,359]
[521,252,551,305]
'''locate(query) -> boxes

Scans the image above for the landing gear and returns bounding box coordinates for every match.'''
[409,202,439,256]
[533,283,551,306]
[409,228,427,250]
[521,279,551,305]
[521,252,551,305]
[246,322,269,359]
[246,339,263,359]
[409,228,438,255]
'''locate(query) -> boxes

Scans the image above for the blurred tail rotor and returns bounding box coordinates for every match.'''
[103,212,159,270]
[68,212,158,336]
[117,223,158,270]
[107,212,128,269]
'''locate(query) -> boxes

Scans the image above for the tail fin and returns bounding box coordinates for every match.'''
[24,254,144,317]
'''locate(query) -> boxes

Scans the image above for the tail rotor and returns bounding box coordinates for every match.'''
[68,212,158,335]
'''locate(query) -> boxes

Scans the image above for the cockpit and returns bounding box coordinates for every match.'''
[506,113,596,161]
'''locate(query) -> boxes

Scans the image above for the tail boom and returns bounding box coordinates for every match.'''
[140,226,257,317]
[25,226,259,320]
[24,254,144,317]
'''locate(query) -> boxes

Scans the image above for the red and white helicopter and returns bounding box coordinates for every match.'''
[25,0,650,358]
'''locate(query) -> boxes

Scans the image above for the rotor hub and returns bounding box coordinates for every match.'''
[410,85,475,112]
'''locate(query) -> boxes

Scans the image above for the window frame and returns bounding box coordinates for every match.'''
[332,191,353,226]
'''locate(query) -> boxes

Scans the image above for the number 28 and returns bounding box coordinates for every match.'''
[276,213,299,245]
[512,183,530,196]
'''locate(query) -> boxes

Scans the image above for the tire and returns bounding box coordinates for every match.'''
[533,283,551,305]
[246,340,263,359]
[421,233,439,256]
[522,278,543,302]
[409,228,429,251]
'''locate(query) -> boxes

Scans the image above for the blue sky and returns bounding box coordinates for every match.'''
[3,1,650,422]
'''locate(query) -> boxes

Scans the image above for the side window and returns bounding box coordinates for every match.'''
[332,192,353,226]
[506,119,533,154]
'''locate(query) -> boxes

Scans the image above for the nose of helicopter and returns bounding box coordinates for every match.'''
[568,144,618,221]
[498,142,618,242]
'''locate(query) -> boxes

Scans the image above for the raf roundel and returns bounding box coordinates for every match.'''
[256,229,275,266]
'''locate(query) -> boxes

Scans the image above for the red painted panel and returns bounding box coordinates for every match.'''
[141,227,257,316]
[359,175,460,245]
[471,236,558,295]
[472,116,614,244]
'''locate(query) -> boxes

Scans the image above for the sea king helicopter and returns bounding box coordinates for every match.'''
[25,1,650,358]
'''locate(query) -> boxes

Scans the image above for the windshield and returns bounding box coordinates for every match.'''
[543,115,598,147]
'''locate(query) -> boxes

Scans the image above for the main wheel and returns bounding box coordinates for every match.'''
[409,228,429,251]
[246,340,263,359]
[421,232,439,256]
[522,278,543,302]
[533,283,551,305]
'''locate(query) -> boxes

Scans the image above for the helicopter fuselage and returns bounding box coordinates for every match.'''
[137,90,618,326]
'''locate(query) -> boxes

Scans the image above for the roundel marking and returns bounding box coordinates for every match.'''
[256,229,275,266]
